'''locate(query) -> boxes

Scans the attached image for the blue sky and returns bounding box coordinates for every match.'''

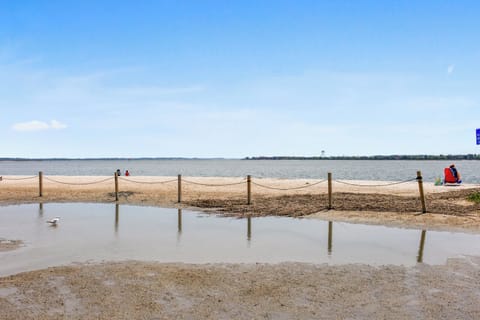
[1,0,479,158]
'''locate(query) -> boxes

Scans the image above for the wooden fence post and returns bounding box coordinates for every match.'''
[417,170,427,213]
[247,175,252,205]
[178,174,182,203]
[328,172,332,209]
[39,171,43,197]
[114,172,119,201]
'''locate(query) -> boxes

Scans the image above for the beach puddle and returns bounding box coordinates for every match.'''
[0,203,479,276]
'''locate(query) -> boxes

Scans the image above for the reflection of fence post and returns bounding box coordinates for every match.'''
[114,172,119,201]
[247,175,252,205]
[178,208,182,233]
[328,221,333,254]
[115,203,119,233]
[39,171,43,197]
[178,174,182,203]
[416,171,426,213]
[417,230,426,263]
[328,172,332,209]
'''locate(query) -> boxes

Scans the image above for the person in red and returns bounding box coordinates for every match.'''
[444,164,461,184]
[125,170,130,176]
[449,164,461,183]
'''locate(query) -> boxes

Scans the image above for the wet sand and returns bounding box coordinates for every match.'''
[1,176,480,319]
[0,239,23,252]
[1,258,479,319]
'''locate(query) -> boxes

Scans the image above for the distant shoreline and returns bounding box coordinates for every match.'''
[245,155,480,160]
[1,154,480,161]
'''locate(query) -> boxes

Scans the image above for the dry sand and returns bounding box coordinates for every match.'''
[1,175,480,319]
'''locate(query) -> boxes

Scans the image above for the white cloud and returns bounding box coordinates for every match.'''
[12,120,67,132]
[447,64,455,74]
[49,120,67,129]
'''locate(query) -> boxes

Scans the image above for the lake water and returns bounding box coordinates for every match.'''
[1,203,479,276]
[1,159,480,183]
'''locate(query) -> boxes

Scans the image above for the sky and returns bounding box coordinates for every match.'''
[1,0,479,158]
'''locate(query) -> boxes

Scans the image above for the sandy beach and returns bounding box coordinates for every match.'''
[1,175,480,319]
[1,175,480,230]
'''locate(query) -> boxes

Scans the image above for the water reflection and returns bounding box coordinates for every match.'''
[177,209,182,244]
[37,203,433,265]
[328,221,333,255]
[115,203,119,234]
[178,209,182,234]
[1,203,479,276]
[417,230,427,263]
[35,203,432,264]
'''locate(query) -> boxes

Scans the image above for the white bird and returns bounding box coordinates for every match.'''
[46,217,60,225]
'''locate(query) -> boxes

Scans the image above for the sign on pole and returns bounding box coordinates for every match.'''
[477,128,480,145]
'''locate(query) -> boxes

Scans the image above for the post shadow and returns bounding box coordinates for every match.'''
[247,215,252,241]
[417,230,427,263]
[328,221,333,255]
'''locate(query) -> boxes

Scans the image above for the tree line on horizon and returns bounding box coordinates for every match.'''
[244,154,480,160]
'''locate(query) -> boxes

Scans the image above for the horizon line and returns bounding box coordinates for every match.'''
[1,154,479,161]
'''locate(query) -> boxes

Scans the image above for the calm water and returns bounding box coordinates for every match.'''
[1,159,480,182]
[1,203,479,276]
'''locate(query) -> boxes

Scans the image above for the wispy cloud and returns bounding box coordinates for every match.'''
[12,120,67,132]
[447,64,455,74]
[116,85,205,96]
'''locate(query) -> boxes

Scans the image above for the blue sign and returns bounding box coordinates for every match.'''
[477,128,480,145]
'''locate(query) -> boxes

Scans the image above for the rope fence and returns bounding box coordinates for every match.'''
[44,176,113,186]
[182,179,247,187]
[0,175,38,181]
[333,178,417,187]
[0,171,429,214]
[119,177,178,185]
[252,179,327,191]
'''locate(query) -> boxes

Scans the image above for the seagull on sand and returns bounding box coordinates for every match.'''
[46,217,60,225]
